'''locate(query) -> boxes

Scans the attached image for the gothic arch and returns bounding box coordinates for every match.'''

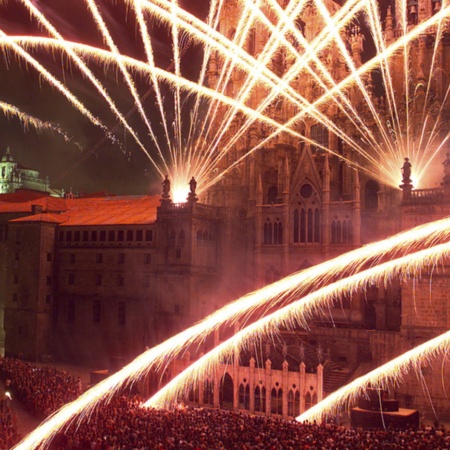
[292,180,321,244]
[220,373,234,410]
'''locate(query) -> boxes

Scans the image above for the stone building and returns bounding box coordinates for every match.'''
[1,0,450,421]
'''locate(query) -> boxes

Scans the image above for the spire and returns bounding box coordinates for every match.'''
[2,146,13,163]
[384,6,394,44]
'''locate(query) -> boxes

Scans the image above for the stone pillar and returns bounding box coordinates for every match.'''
[317,364,324,403]
[299,362,306,413]
[249,357,255,413]
[282,360,289,418]
[265,359,272,415]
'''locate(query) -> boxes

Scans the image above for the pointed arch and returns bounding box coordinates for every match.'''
[220,373,234,410]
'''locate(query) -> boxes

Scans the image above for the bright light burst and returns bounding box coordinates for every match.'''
[3,0,450,447]
[1,0,449,193]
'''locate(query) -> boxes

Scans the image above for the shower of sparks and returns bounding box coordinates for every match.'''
[146,240,450,409]
[297,329,450,424]
[1,0,449,194]
[0,101,75,142]
[12,217,450,449]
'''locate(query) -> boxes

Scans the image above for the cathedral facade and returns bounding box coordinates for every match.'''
[1,0,450,421]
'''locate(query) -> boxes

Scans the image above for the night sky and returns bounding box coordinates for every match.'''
[0,0,209,196]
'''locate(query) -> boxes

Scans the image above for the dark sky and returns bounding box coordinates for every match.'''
[0,0,209,195]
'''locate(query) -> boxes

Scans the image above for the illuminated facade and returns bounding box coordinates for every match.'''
[1,0,450,421]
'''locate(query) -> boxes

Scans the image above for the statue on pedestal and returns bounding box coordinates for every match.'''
[401,157,412,184]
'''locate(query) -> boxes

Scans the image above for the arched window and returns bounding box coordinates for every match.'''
[336,220,342,243]
[293,184,321,244]
[307,208,313,242]
[239,384,250,410]
[300,209,306,242]
[305,391,312,410]
[189,383,199,403]
[274,220,283,244]
[263,221,272,244]
[314,208,320,242]
[294,391,300,416]
[179,229,185,247]
[204,380,214,406]
[365,180,379,210]
[271,388,283,415]
[255,385,266,412]
[267,186,278,204]
[288,390,295,416]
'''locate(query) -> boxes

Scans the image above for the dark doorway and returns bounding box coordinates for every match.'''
[220,373,234,410]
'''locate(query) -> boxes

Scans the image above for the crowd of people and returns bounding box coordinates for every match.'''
[47,396,449,450]
[0,398,20,450]
[2,357,450,449]
[0,357,82,418]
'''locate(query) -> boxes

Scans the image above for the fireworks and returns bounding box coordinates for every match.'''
[13,218,450,449]
[3,0,450,447]
[2,0,449,192]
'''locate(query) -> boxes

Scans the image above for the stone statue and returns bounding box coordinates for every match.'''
[162,175,171,198]
[189,176,197,195]
[188,176,198,203]
[401,157,412,183]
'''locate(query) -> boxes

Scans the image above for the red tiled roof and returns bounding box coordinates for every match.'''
[59,196,160,225]
[0,192,160,226]
[10,213,69,224]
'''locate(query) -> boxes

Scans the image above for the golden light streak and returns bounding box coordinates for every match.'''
[297,330,450,424]
[146,240,450,409]
[13,217,450,448]
[16,0,165,177]
[0,101,72,140]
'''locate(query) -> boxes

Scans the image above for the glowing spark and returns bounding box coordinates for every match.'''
[14,217,450,449]
[297,329,450,424]
[146,240,450,409]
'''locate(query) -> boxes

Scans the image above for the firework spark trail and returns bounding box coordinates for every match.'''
[15,0,166,176]
[146,240,450,409]
[183,0,223,176]
[206,5,450,192]
[1,35,304,192]
[85,0,170,174]
[6,2,446,190]
[130,0,174,172]
[365,0,406,178]
[13,217,450,449]
[297,329,450,424]
[315,0,388,144]
[141,0,372,177]
[208,0,402,175]
[0,101,73,141]
[194,0,265,174]
[416,18,450,179]
[0,32,115,143]
[196,0,306,179]
[200,0,376,177]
